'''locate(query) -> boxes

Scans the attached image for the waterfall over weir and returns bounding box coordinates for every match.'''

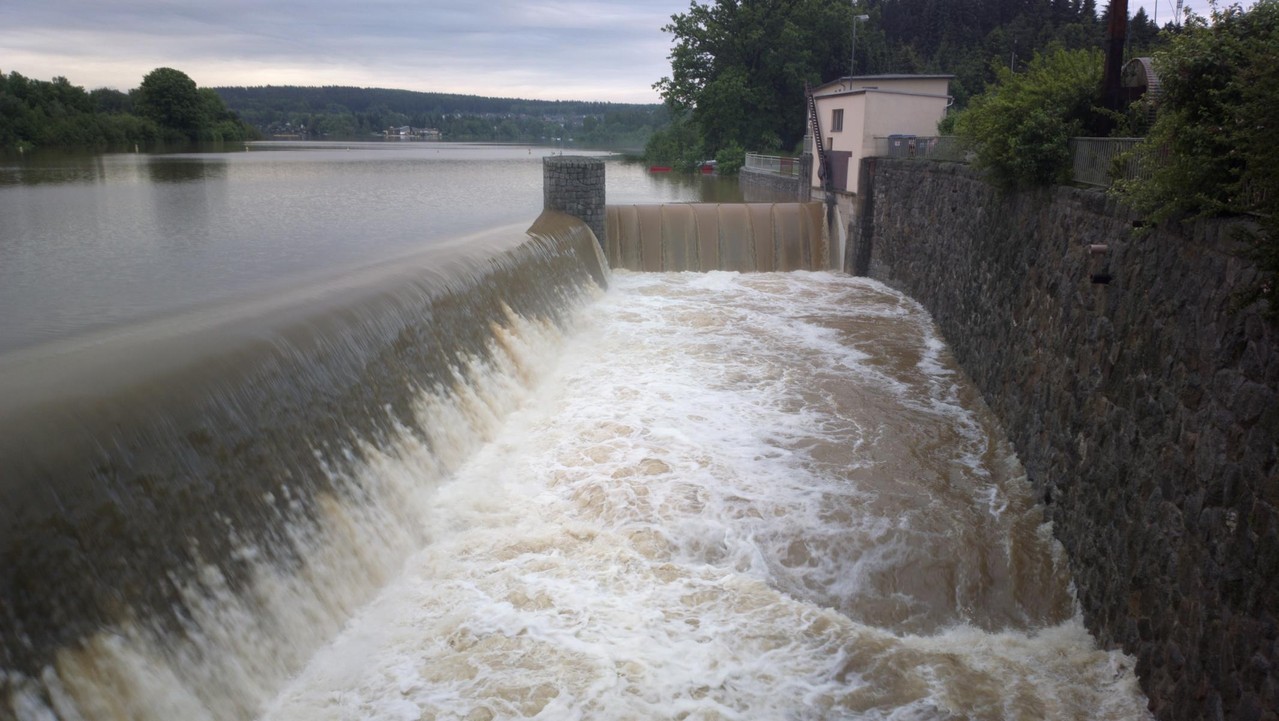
[604,202,833,272]
[0,212,606,720]
[1,212,1152,720]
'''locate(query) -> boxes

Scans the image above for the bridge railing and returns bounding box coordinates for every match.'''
[744,152,802,177]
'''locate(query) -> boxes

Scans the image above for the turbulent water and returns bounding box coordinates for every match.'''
[1,210,1152,719]
[253,271,1149,720]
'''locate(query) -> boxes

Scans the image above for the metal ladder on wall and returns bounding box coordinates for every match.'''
[806,83,832,195]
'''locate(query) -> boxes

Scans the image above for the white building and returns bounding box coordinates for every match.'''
[808,74,953,195]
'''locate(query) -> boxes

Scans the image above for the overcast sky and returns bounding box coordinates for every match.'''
[0,0,1234,104]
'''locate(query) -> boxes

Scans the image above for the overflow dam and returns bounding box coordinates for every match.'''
[0,153,1251,720]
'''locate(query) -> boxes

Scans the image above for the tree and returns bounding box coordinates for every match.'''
[135,67,204,138]
[1128,7,1162,54]
[654,0,856,155]
[951,47,1105,188]
[644,109,704,171]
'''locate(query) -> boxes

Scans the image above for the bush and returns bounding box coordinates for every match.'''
[951,47,1104,189]
[643,111,703,170]
[1115,0,1278,319]
[714,142,745,176]
[1117,1,1279,222]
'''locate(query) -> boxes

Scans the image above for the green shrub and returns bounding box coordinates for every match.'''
[1115,0,1278,319]
[714,142,746,176]
[951,47,1104,189]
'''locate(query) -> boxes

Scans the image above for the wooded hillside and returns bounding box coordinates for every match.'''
[213,86,667,147]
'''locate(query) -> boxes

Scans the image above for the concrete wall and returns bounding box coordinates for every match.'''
[740,154,812,202]
[856,158,1278,721]
[543,156,605,246]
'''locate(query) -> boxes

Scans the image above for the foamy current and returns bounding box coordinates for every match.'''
[261,271,1151,721]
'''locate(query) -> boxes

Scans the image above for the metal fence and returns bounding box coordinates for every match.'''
[867,135,1157,188]
[1068,137,1148,187]
[744,152,802,177]
[869,135,969,163]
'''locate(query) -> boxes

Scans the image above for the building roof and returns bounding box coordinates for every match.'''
[811,74,954,93]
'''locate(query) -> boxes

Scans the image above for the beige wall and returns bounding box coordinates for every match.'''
[809,82,950,195]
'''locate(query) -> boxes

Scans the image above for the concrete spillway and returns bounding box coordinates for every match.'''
[603,202,833,272]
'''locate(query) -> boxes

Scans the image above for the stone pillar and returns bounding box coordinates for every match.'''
[543,156,606,247]
[798,154,814,202]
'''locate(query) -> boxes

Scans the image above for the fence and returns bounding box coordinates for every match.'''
[868,136,969,163]
[1068,137,1147,187]
[869,135,1155,188]
[749,136,1162,188]
[744,152,802,177]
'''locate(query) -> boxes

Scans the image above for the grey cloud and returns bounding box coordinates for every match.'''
[1,0,686,101]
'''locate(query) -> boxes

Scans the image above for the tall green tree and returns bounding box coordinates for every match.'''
[654,0,857,155]
[135,67,204,138]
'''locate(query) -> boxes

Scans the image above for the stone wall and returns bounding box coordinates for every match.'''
[543,156,605,246]
[858,158,1278,721]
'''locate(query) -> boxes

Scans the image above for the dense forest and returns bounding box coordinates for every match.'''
[647,0,1166,165]
[0,67,258,151]
[213,86,668,148]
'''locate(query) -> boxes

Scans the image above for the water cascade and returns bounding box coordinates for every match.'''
[0,207,1152,719]
[604,202,831,272]
[0,213,606,720]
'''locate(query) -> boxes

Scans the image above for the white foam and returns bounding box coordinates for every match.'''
[260,271,1150,720]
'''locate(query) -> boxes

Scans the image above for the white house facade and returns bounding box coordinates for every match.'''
[809,74,953,195]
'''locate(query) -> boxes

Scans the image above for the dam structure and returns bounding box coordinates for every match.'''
[0,156,1158,720]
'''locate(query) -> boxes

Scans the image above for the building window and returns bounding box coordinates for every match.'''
[831,108,844,132]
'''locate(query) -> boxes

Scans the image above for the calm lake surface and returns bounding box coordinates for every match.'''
[0,141,737,354]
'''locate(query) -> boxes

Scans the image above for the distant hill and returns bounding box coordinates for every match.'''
[214,85,667,147]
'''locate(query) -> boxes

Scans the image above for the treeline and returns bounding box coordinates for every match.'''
[647,0,1167,167]
[862,0,1164,105]
[213,86,668,147]
[0,68,258,151]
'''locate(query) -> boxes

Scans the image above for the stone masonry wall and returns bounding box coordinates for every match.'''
[544,156,605,247]
[858,158,1278,721]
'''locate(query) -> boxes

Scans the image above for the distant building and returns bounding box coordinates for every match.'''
[808,74,953,195]
[383,126,443,140]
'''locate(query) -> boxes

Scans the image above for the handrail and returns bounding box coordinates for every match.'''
[744,152,801,177]
[865,135,1158,188]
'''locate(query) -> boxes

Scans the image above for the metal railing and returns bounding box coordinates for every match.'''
[869,135,969,163]
[744,152,802,177]
[867,135,1159,188]
[1068,137,1148,187]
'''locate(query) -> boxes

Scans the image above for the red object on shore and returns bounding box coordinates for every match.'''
[649,166,672,173]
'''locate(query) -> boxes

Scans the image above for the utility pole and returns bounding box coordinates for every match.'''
[1102,0,1128,113]
[851,10,870,77]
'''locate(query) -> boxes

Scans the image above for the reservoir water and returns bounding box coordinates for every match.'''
[0,144,1151,720]
[0,142,729,354]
